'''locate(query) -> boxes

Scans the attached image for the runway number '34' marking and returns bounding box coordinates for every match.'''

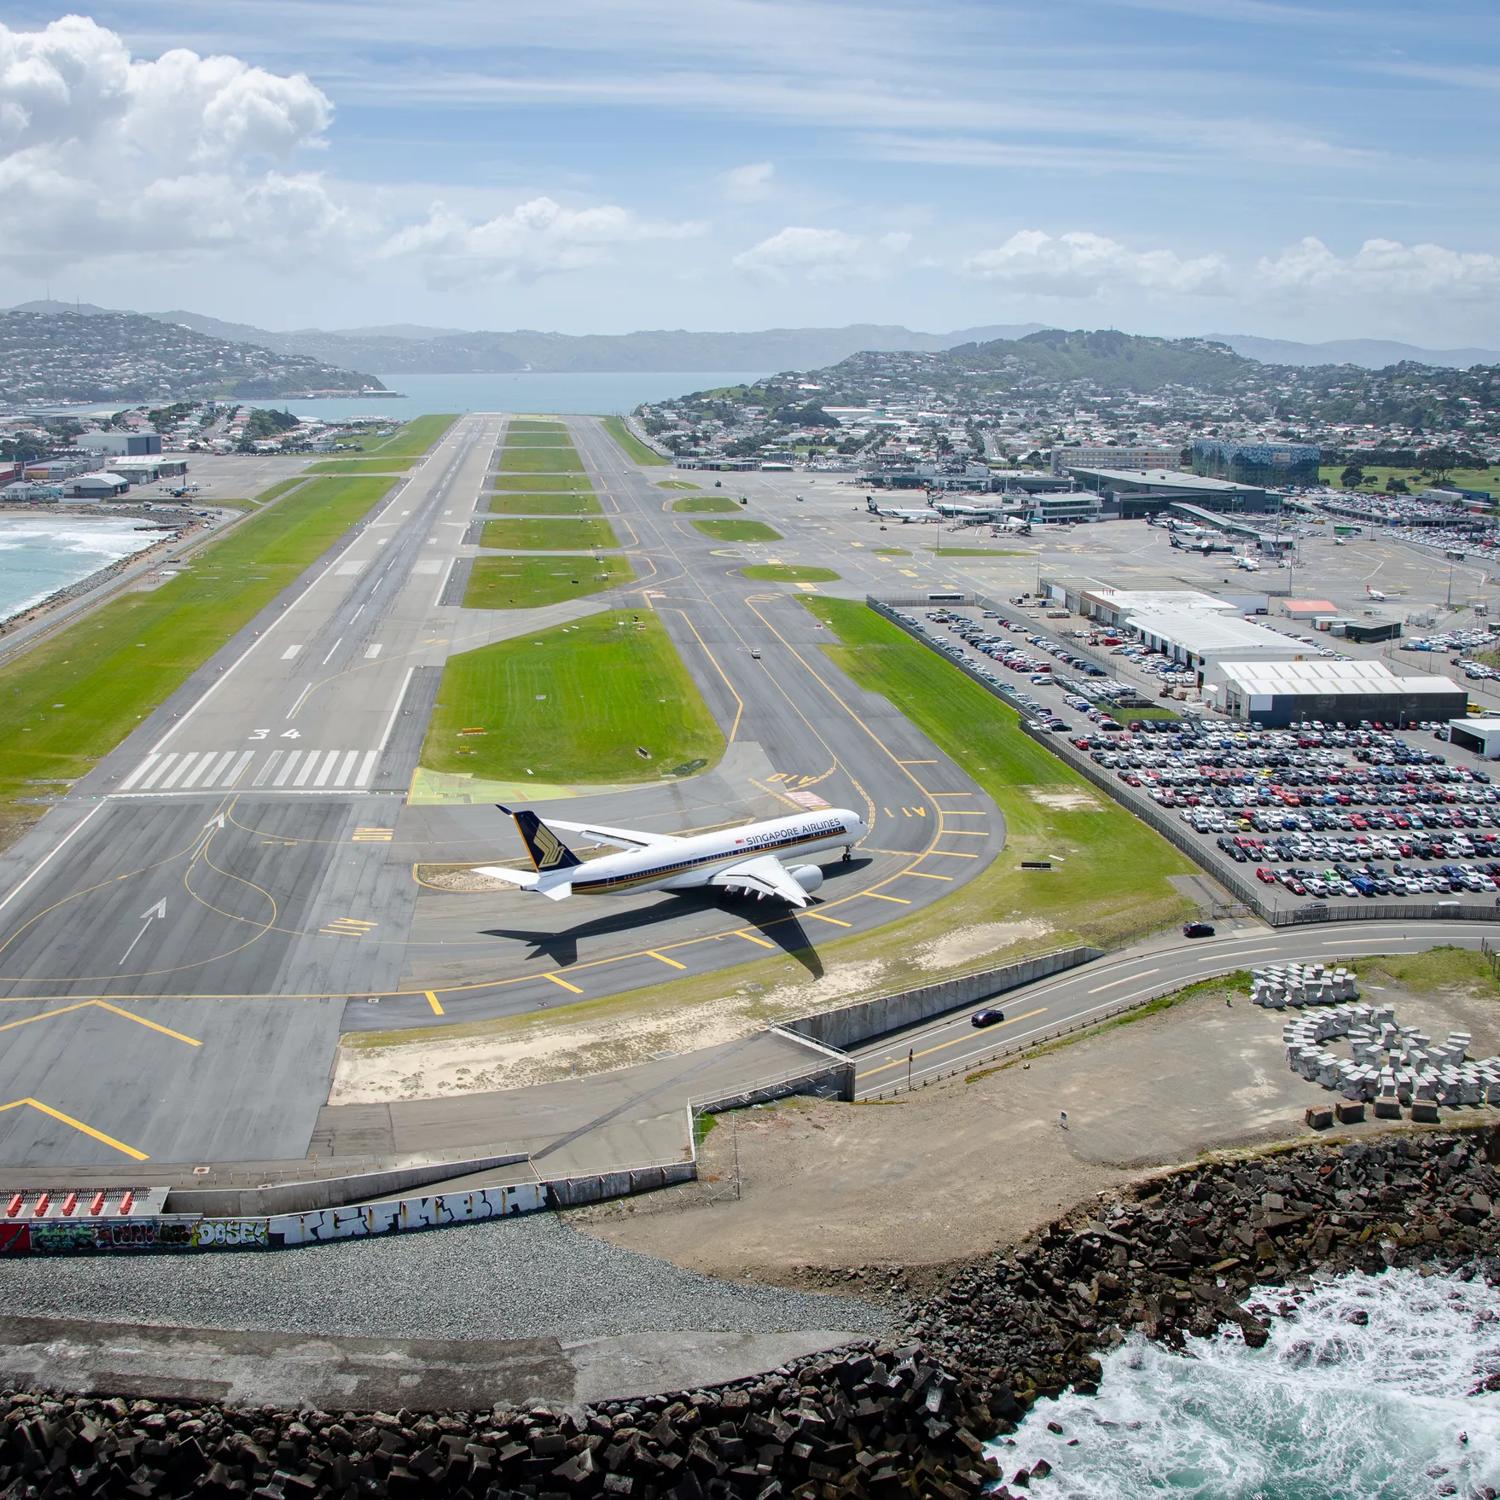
[247,729,300,740]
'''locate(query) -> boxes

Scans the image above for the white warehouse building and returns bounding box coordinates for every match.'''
[1126,607,1305,681]
[1208,659,1466,728]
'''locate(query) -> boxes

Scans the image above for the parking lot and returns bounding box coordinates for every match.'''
[887,599,1500,919]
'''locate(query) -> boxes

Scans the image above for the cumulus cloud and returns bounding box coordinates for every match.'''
[961,230,1230,297]
[0,16,344,269]
[731,226,909,282]
[380,196,703,287]
[1255,236,1500,302]
[719,160,775,202]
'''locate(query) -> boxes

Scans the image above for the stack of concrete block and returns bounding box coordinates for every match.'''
[1252,963,1358,1010]
[1279,1002,1500,1117]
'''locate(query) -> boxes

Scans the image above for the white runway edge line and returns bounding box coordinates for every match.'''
[147,470,423,756]
[375,667,415,767]
[0,803,104,917]
[432,557,455,611]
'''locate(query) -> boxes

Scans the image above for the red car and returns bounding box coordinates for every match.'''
[1255,867,1276,883]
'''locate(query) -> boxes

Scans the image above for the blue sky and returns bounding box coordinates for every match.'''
[1,1,1496,343]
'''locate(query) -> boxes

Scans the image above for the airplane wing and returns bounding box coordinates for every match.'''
[709,854,810,907]
[540,819,678,851]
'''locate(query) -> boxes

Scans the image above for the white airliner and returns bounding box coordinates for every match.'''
[865,496,938,523]
[1366,584,1387,601]
[477,805,868,907]
[1234,555,1261,571]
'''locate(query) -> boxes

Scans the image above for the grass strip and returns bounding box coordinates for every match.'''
[672,496,739,513]
[804,597,1195,947]
[342,414,457,457]
[306,458,413,474]
[421,610,724,783]
[508,420,566,435]
[464,555,634,610]
[602,415,669,466]
[479,517,619,551]
[741,565,840,583]
[0,475,394,847]
[487,492,602,516]
[692,519,783,542]
[499,446,585,475]
[493,474,592,493]
[657,480,701,491]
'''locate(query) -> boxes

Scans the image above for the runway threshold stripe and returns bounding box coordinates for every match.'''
[179,753,219,790]
[294,754,321,788]
[736,931,777,949]
[355,750,378,787]
[223,751,254,788]
[544,972,583,994]
[273,753,302,788]
[647,949,687,970]
[158,753,202,790]
[117,755,159,792]
[333,750,359,786]
[314,750,341,785]
[253,751,283,788]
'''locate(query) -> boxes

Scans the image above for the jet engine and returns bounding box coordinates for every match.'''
[789,865,824,895]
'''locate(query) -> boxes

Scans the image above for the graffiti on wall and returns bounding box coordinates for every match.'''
[269,1183,546,1246]
[191,1218,269,1248]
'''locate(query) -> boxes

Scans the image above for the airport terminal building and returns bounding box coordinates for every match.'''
[1063,466,1276,518]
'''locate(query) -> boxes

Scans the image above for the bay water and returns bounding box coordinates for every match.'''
[279,369,768,421]
[0,515,162,625]
[999,1267,1500,1499]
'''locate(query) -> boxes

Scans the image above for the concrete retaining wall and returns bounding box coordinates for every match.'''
[543,1163,696,1208]
[696,1057,856,1114]
[780,947,1102,1052]
[163,1153,530,1218]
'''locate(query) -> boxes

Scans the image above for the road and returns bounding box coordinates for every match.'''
[0,415,1005,1172]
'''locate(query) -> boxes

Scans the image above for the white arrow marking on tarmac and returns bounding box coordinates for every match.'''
[120,900,167,965]
[204,812,226,831]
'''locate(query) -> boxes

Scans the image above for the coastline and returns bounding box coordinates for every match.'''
[1,1127,1495,1496]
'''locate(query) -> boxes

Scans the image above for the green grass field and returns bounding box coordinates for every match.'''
[305,457,413,474]
[486,491,602,516]
[602,416,669,466]
[498,446,586,474]
[657,480,701,491]
[464,555,634,609]
[1103,703,1180,724]
[493,474,591,493]
[672,496,739,513]
[0,475,394,847]
[929,547,1024,557]
[421,611,724,782]
[805,597,1195,947]
[741,564,840,583]
[504,433,573,447]
[508,420,566,435]
[692,519,783,542]
[479,517,619,551]
[1317,464,1494,500]
[341,414,456,457]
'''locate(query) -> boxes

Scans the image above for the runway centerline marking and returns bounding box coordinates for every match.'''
[0,1097,149,1162]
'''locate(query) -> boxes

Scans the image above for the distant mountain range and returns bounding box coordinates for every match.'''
[9,300,1498,376]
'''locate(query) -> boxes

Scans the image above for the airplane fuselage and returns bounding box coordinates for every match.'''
[567,809,865,897]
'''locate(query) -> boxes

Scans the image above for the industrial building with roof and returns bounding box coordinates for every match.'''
[1062,466,1275,517]
[1127,607,1306,677]
[1206,659,1465,728]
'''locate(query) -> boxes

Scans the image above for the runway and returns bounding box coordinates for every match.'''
[0,415,1003,1171]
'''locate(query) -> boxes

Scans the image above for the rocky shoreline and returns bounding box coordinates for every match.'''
[2,1126,1497,1497]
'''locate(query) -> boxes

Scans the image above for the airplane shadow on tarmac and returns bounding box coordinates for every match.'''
[482,856,877,979]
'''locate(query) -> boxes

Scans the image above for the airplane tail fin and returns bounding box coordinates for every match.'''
[498,805,583,873]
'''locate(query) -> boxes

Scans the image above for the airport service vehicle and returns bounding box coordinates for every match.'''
[971,1008,1007,1028]
[479,805,868,907]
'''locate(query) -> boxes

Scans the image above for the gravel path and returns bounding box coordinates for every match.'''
[0,1213,890,1342]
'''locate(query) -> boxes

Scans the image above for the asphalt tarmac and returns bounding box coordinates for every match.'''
[0,415,1004,1171]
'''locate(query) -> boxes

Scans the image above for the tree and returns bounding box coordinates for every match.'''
[1386,477,1408,494]
[1340,465,1366,488]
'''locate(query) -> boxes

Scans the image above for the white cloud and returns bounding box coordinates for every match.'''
[380,196,704,287]
[961,230,1230,297]
[1255,236,1500,303]
[0,16,343,269]
[732,226,910,282]
[719,161,775,202]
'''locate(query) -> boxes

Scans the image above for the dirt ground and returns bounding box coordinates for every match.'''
[571,977,1500,1286]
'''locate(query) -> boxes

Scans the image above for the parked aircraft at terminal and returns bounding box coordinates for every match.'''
[865,496,939,523]
[479,805,868,907]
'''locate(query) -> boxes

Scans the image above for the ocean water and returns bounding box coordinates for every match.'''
[0,515,162,624]
[279,370,769,421]
[1000,1268,1500,1499]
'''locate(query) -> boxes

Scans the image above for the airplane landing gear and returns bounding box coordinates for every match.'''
[841,845,853,863]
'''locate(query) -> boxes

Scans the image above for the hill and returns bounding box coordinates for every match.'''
[1208,332,1500,371]
[0,310,384,404]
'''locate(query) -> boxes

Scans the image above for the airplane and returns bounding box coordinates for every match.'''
[1366,584,1387,601]
[994,517,1032,535]
[1234,555,1261,571]
[476,804,868,907]
[865,496,938,523]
